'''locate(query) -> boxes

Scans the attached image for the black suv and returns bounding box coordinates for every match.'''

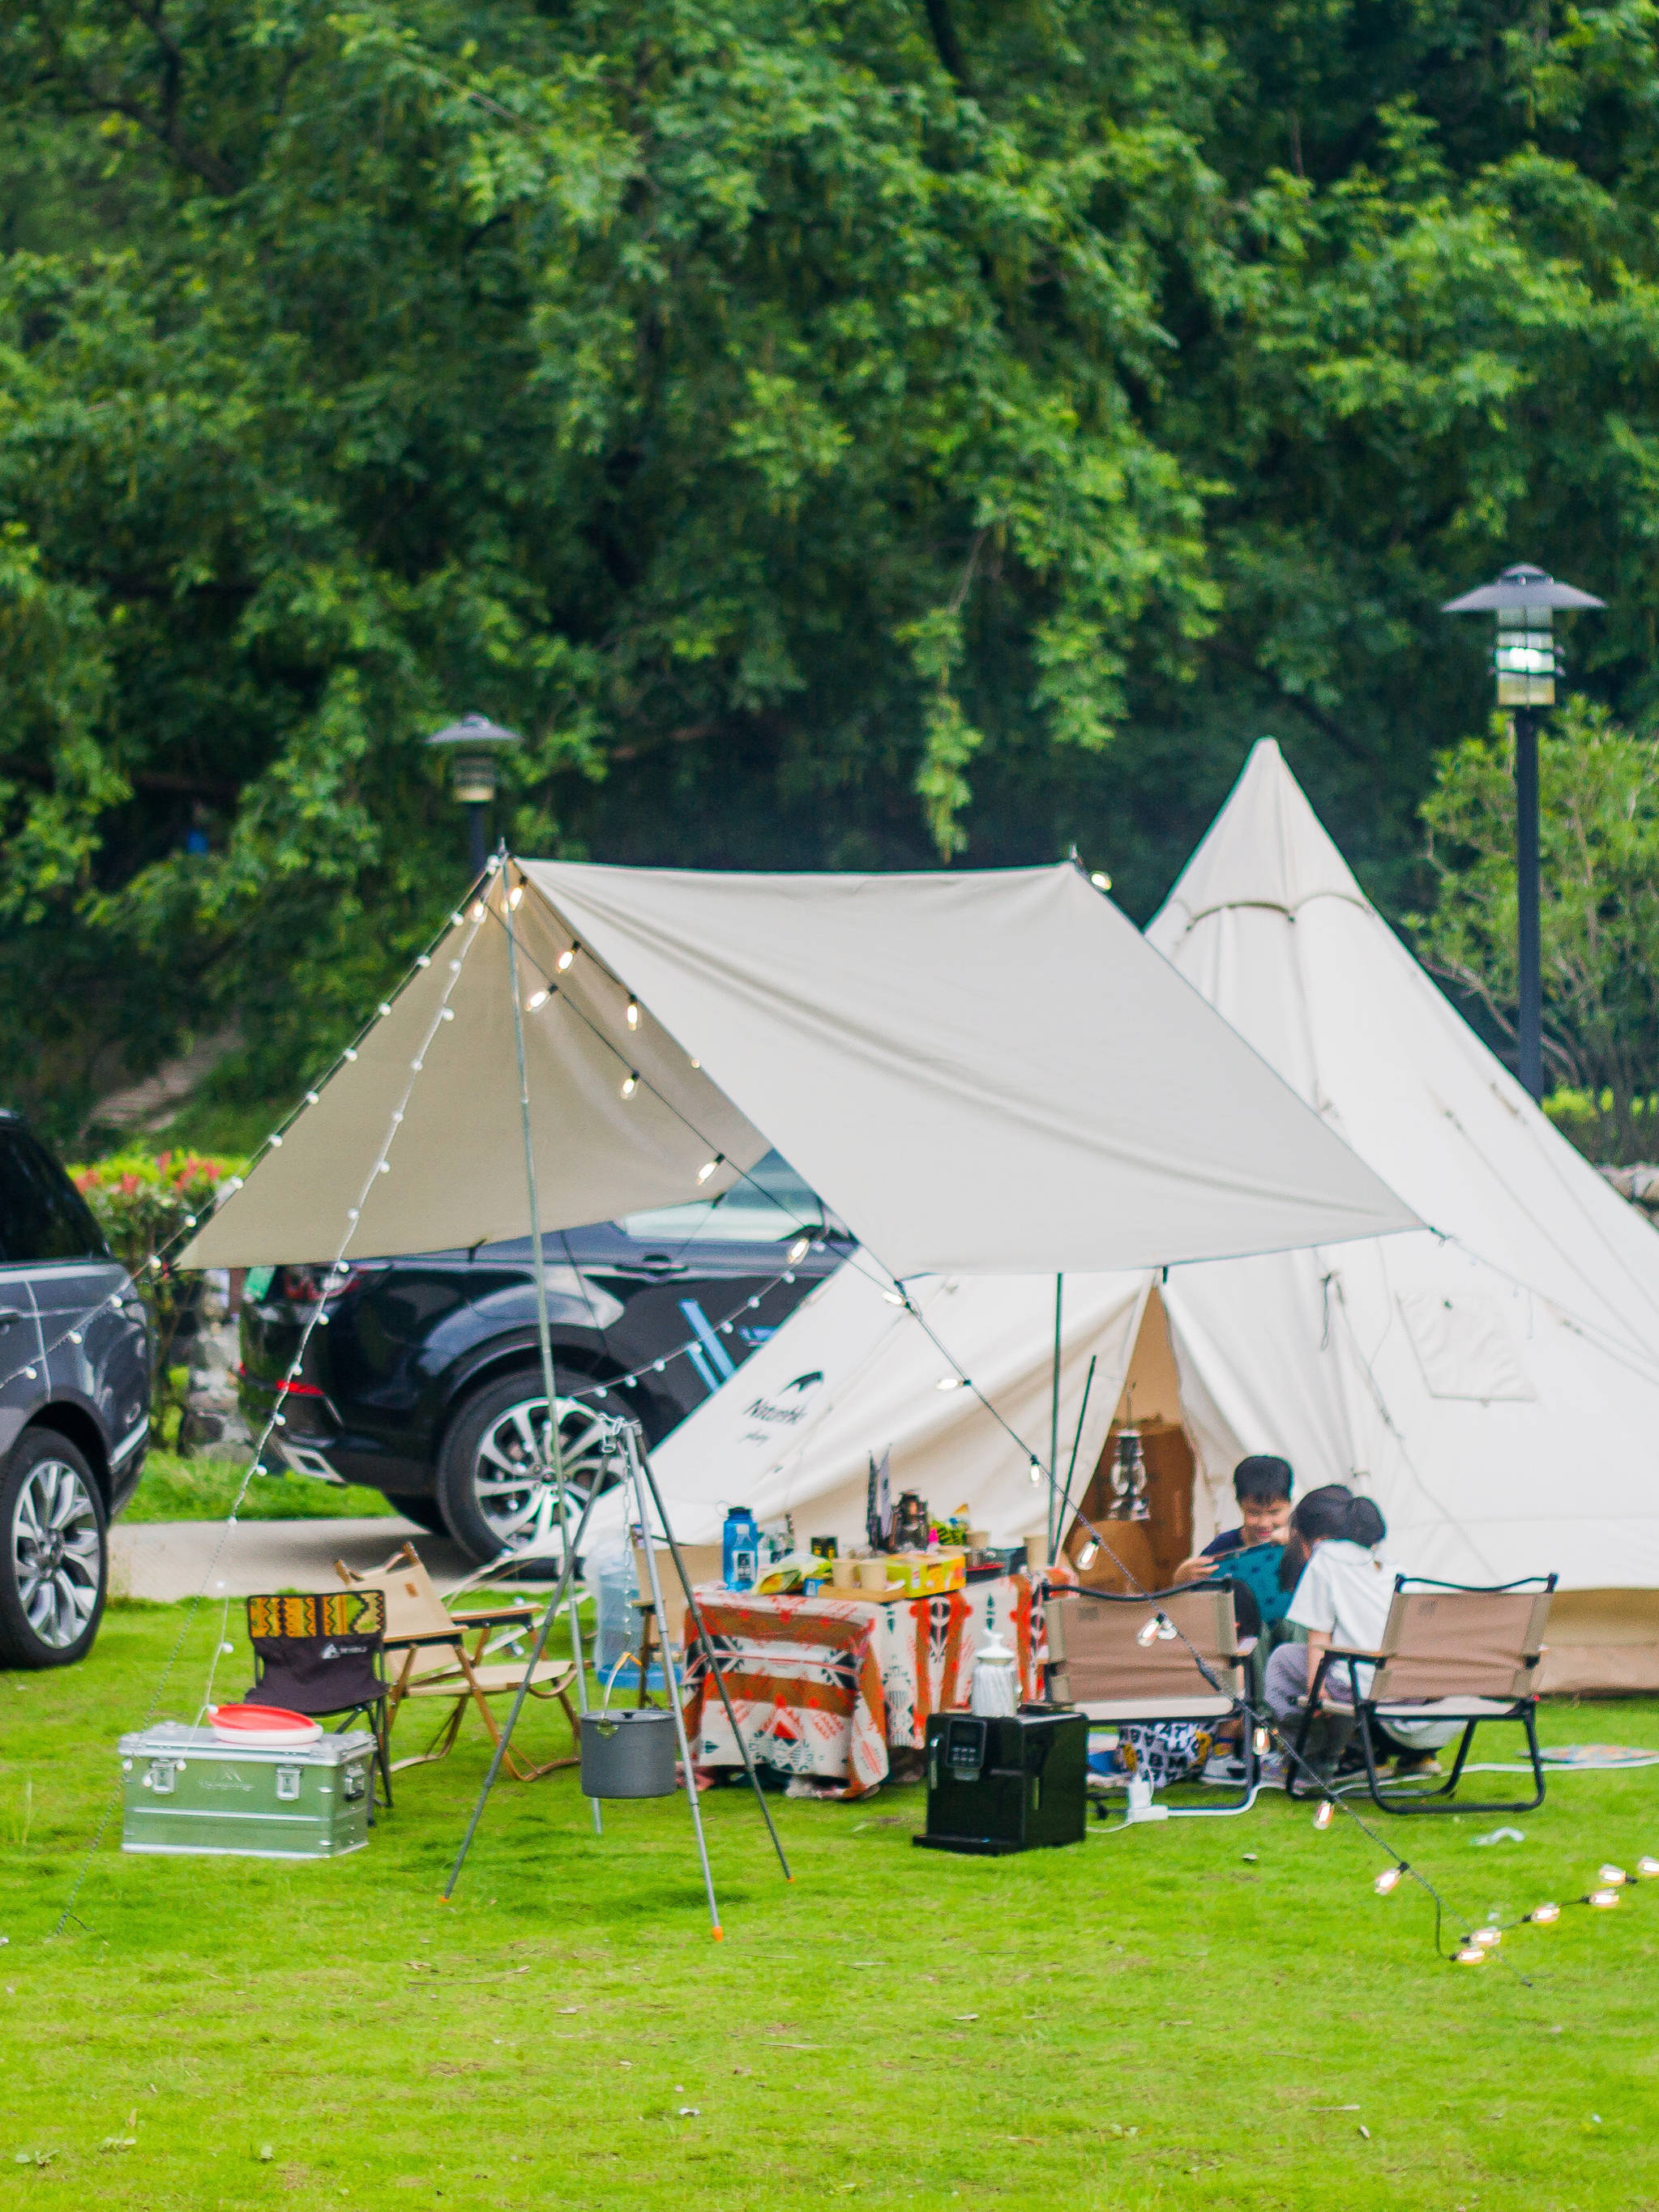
[238,1152,852,1562]
[0,1116,152,1669]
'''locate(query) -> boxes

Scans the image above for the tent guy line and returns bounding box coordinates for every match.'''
[50,900,494,1938]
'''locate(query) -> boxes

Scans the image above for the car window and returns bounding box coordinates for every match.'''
[621,1150,827,1245]
[0,1130,109,1264]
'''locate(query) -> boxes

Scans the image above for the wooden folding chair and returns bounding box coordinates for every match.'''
[335,1544,579,1782]
[1048,1582,1257,1814]
[1287,1575,1556,1815]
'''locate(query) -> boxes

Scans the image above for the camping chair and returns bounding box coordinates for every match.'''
[1285,1574,1556,1816]
[244,1588,394,1812]
[1048,1582,1258,1815]
[335,1544,580,1783]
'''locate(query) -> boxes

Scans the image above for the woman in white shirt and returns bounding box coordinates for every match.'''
[1264,1486,1457,1763]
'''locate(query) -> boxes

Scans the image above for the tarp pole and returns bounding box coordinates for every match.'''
[624,1422,723,1937]
[1046,1275,1063,1556]
[502,860,599,1834]
[635,1441,793,1881]
[1050,1352,1096,1567]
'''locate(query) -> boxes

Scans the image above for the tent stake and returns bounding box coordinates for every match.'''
[502,860,599,1834]
[635,1441,793,1881]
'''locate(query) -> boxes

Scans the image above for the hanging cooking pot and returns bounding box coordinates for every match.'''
[579,1706,678,1798]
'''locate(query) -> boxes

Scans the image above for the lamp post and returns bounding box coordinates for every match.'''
[1440,564,1604,1102]
[426,714,521,878]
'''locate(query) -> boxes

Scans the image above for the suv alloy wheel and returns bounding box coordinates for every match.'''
[0,1429,108,1668]
[435,1370,618,1565]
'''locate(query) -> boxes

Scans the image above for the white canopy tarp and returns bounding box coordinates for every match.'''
[182,858,1413,1275]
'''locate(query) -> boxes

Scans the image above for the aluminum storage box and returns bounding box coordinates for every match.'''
[118,1722,374,1860]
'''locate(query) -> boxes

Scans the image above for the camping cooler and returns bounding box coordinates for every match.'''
[914,1707,1087,1856]
[118,1722,374,1860]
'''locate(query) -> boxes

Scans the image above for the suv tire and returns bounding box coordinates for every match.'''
[435,1370,616,1567]
[0,1429,108,1669]
[379,1494,449,1537]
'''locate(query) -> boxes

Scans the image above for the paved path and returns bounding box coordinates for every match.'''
[109,1517,481,1601]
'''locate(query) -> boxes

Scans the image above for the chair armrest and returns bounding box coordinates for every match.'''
[1325,1645,1385,1663]
[448,1603,540,1629]
[384,1629,467,1650]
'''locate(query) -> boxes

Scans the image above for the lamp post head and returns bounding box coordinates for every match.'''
[426,714,522,805]
[1441,566,1605,708]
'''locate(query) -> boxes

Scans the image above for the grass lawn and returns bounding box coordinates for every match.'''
[3,1604,1658,2211]
[119,1452,397,1524]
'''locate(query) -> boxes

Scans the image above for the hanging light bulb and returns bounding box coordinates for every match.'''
[378,1001,392,1017]
[509,883,524,908]
[1454,1944,1486,1966]
[1638,1857,1659,1879]
[306,1091,319,1106]
[416,954,431,969]
[626,998,640,1030]
[470,900,485,920]
[935,1376,960,1391]
[557,945,577,971]
[1528,1902,1561,1924]
[1135,1616,1161,1649]
[690,1057,701,1070]
[696,1157,721,1184]
[1598,1864,1627,1887]
[1374,1865,1405,1896]
[885,1291,907,1307]
[1028,1457,1042,1484]
[1090,871,1111,890]
[788,1236,810,1263]
[1254,1727,1271,1756]
[1588,1888,1622,1909]
[526,989,549,1011]
[621,1073,638,1099]
[1314,1800,1335,1831]
[1471,1926,1502,1949]
[344,1048,357,1062]
[1076,1538,1099,1570]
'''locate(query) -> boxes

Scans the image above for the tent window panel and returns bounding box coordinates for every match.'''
[1396,1291,1537,1403]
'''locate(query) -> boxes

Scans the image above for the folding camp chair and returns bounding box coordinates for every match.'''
[1286,1574,1556,1815]
[1047,1582,1258,1814]
[336,1544,580,1782]
[244,1588,394,1811]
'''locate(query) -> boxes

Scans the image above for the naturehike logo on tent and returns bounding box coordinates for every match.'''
[743,1373,825,1427]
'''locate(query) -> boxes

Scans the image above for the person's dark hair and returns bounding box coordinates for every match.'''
[1233,1454,1293,1503]
[1345,1496,1387,1549]
[1278,1483,1354,1588]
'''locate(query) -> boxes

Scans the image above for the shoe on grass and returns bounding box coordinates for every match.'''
[1392,1749,1443,1779]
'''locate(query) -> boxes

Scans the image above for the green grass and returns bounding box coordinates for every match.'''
[120,1450,397,1523]
[3,1605,1659,2210]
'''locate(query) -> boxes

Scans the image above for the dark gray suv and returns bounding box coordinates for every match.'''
[0,1116,152,1668]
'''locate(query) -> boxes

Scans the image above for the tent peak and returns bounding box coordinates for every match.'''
[1147,740,1371,946]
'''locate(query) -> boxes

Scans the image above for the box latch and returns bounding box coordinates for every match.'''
[143,1759,180,1795]
[275,1766,302,1802]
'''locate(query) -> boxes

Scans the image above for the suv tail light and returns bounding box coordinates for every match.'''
[276,1264,386,1305]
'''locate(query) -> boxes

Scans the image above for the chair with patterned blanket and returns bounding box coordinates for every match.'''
[244,1587,392,1810]
[1285,1575,1556,1815]
[335,1543,580,1782]
[1046,1581,1257,1815]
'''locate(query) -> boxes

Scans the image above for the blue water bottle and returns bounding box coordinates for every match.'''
[723,1505,760,1592]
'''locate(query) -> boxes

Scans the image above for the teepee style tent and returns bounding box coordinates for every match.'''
[182,858,1412,1276]
[1144,741,1659,1690]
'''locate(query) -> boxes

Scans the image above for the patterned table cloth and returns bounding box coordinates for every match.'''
[679,1574,1041,1796]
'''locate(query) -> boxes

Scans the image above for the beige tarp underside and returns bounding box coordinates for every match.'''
[183,860,1414,1275]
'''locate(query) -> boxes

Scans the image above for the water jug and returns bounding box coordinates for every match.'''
[723,1505,760,1592]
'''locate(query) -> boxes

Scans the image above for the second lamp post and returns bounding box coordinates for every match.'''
[1441,563,1604,1102]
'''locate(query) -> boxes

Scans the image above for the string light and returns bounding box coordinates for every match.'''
[378,1001,392,1017]
[1254,1727,1271,1755]
[626,999,640,1030]
[527,989,549,1011]
[697,1157,722,1184]
[509,884,524,909]
[621,1073,638,1099]
[1135,1616,1162,1649]
[1028,1457,1042,1484]
[344,1048,357,1062]
[1588,1888,1622,1909]
[470,901,485,920]
[306,1091,319,1105]
[935,1377,961,1391]
[884,1291,907,1307]
[1528,1902,1561,1924]
[417,955,430,969]
[1598,1864,1627,1886]
[268,1134,283,1148]
[1455,1944,1486,1966]
[558,946,576,971]
[1314,1801,1335,1831]
[1090,871,1110,890]
[1470,1926,1502,1949]
[1076,1539,1099,1570]
[1639,1857,1659,1879]
[788,1236,810,1263]
[1374,1866,1405,1896]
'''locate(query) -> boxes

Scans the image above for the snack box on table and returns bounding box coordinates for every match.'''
[118,1722,375,1860]
[878,1551,966,1596]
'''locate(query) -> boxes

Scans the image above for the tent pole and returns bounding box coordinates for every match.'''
[502,859,599,1834]
[443,1479,601,1898]
[1046,1275,1063,1556]
[1049,1352,1096,1566]
[635,1440,793,1881]
[623,1422,724,1937]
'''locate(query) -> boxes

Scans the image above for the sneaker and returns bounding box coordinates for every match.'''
[1392,1749,1443,1779]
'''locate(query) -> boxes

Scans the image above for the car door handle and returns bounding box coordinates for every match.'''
[614,1255,689,1278]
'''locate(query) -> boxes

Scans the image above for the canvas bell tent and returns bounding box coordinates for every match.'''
[651,748,1659,1691]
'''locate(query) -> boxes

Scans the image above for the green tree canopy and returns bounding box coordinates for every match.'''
[6,0,1659,1137]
